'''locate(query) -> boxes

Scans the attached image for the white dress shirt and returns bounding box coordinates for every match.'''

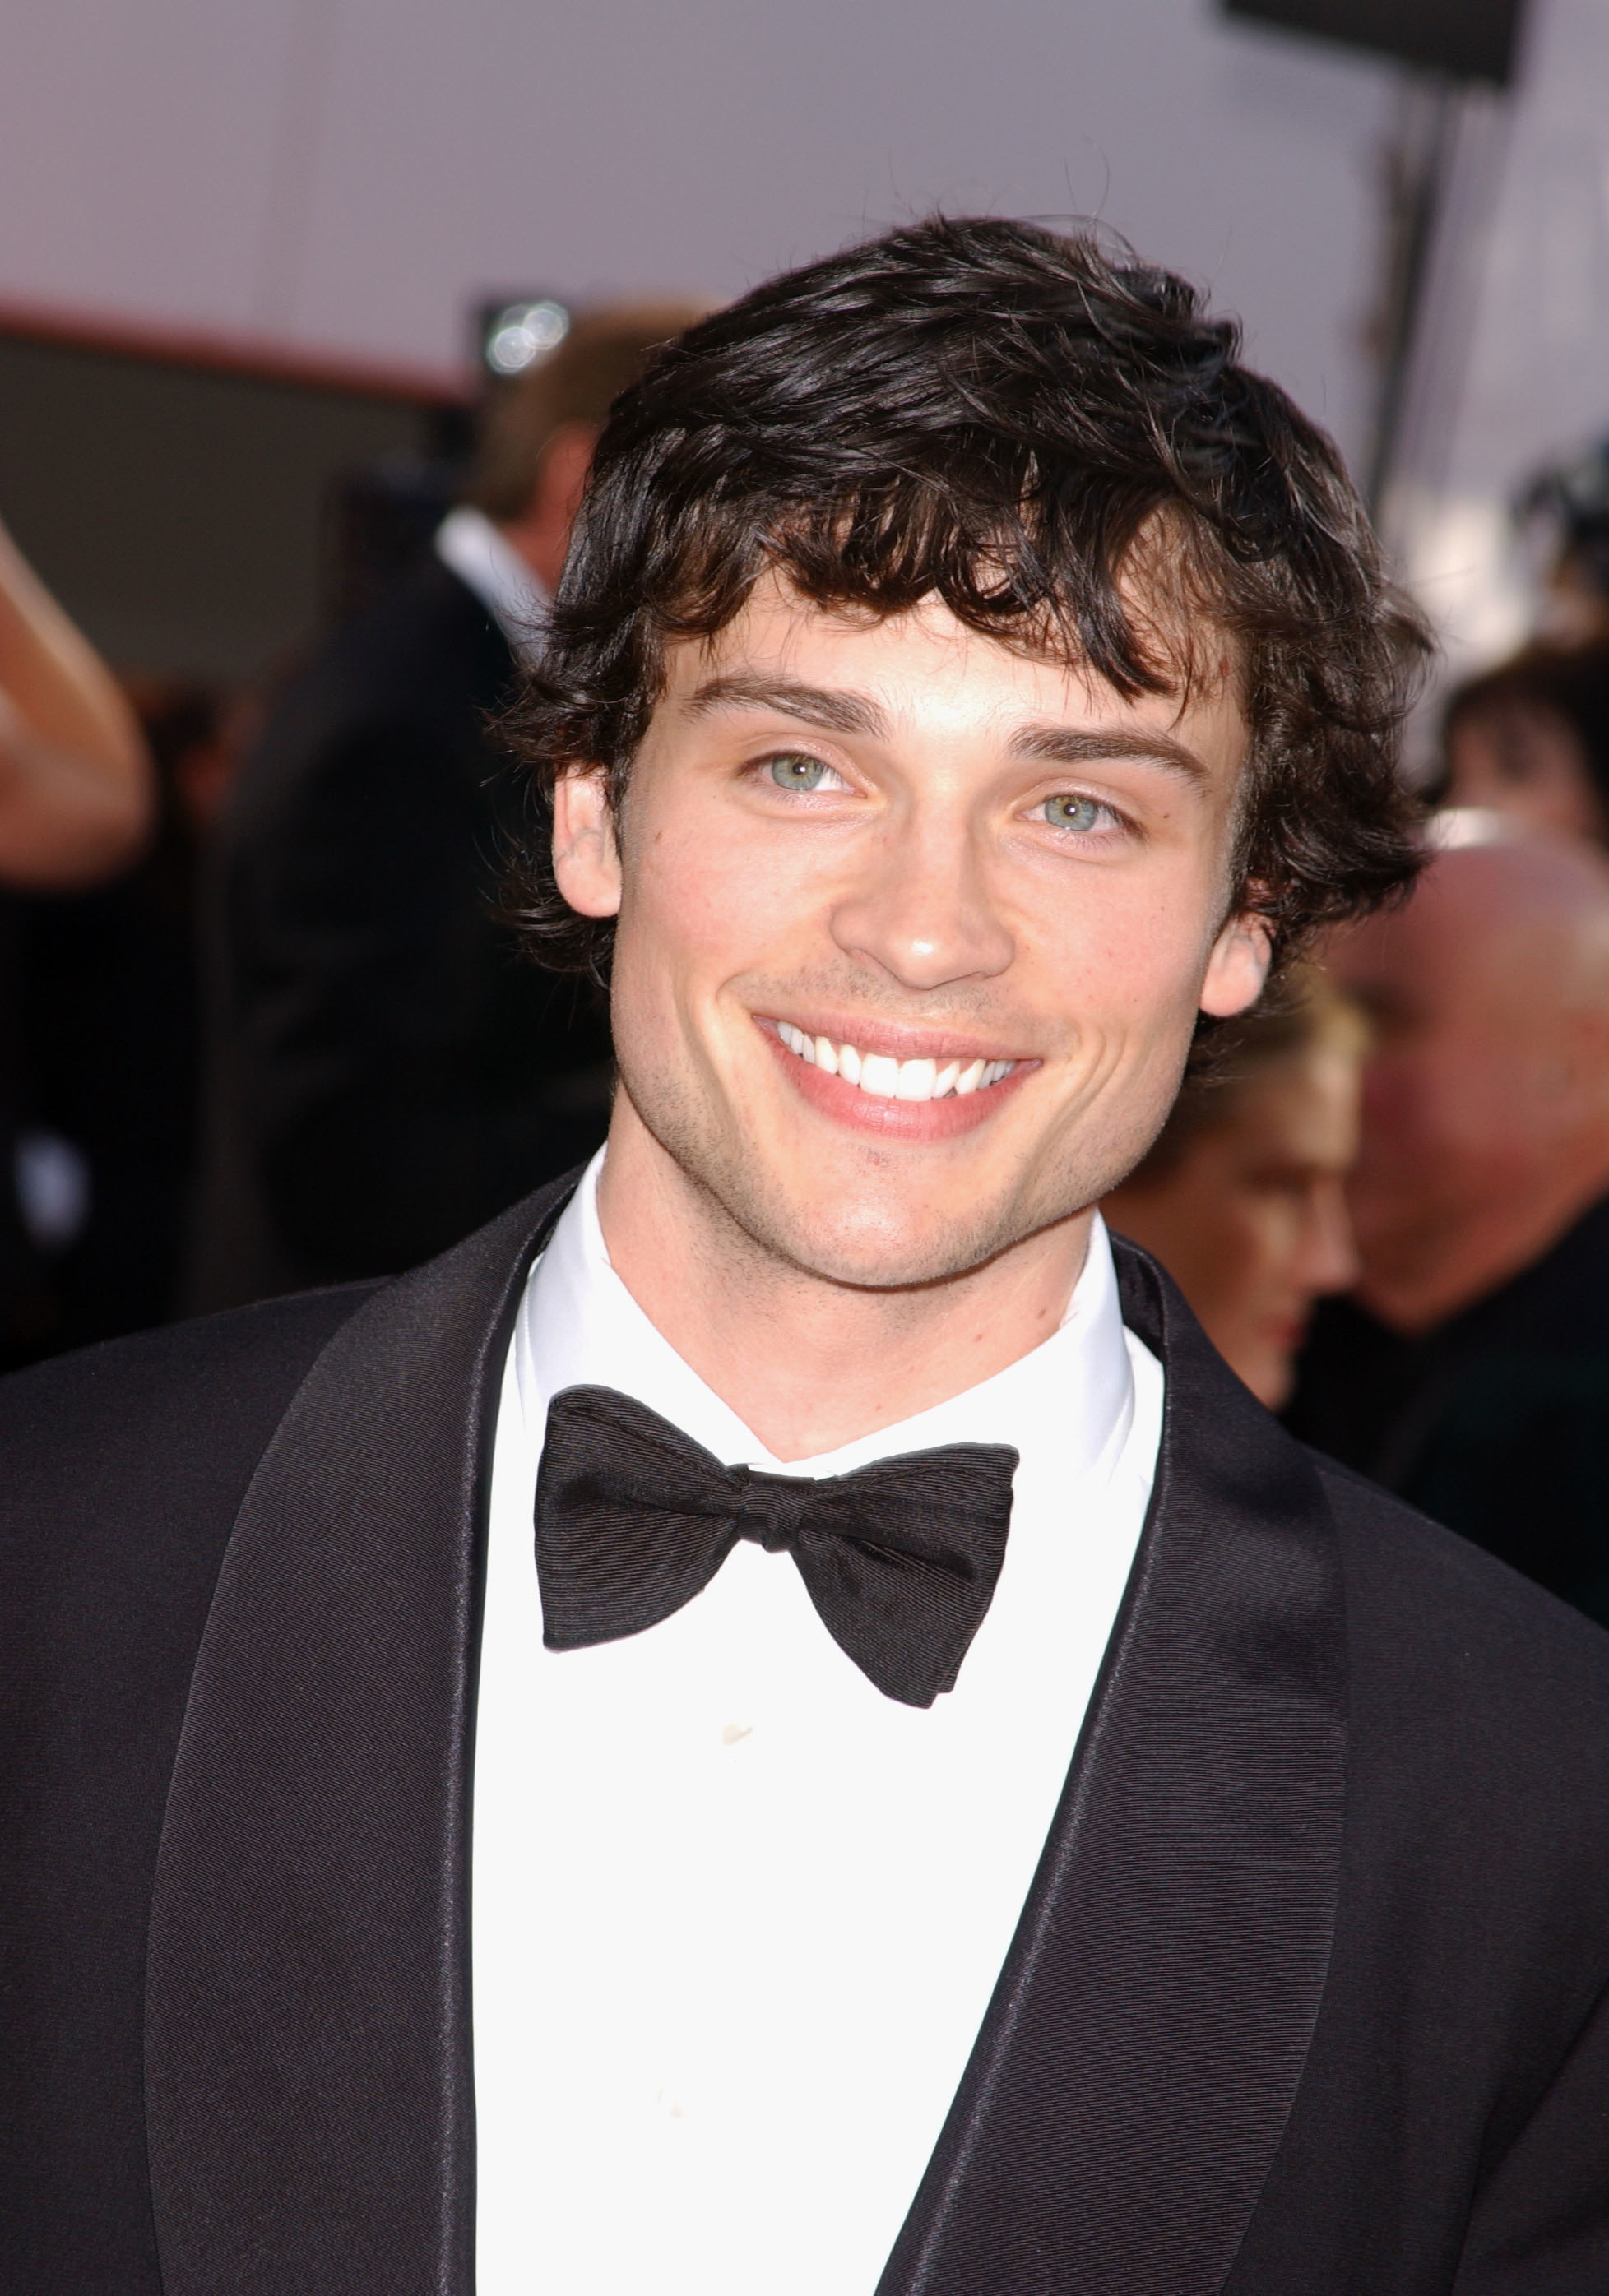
[473,1151,1163,2294]
[434,504,549,655]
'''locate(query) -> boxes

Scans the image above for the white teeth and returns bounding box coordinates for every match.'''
[775,1024,1015,1104]
[859,1053,901,1098]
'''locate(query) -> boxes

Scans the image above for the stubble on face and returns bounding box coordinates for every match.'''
[609,952,1180,1300]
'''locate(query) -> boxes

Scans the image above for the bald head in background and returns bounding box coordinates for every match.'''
[1288,812,1609,1626]
[1330,822,1609,1333]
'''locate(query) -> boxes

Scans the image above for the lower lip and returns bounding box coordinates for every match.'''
[760,1023,1036,1141]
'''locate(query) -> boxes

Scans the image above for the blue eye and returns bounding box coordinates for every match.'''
[767,753,829,792]
[1041,794,1106,833]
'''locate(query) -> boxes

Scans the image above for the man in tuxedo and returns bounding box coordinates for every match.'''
[188,301,701,1311]
[1289,814,1609,1624]
[7,220,1609,2296]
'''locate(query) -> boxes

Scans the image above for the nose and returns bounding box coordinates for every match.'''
[828,807,1015,993]
[1296,1177,1361,1301]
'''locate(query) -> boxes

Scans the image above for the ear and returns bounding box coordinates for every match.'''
[1199,907,1273,1019]
[551,768,622,919]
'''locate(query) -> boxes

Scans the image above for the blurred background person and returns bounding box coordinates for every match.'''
[1104,970,1365,1410]
[0,513,152,1366]
[188,300,702,1312]
[1516,434,1609,650]
[1435,641,1609,846]
[1287,816,1609,1626]
[14,683,245,1361]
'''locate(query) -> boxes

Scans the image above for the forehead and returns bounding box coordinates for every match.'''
[656,573,1245,757]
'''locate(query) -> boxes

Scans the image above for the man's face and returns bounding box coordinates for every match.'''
[555,577,1266,1289]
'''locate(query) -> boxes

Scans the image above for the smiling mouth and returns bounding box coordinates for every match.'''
[773,1021,1018,1103]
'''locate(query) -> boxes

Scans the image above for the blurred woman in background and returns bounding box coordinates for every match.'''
[1105,973,1366,1409]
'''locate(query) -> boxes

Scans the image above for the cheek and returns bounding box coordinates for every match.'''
[1032,877,1218,1047]
[1361,1048,1463,1155]
[1213,1191,1282,1299]
[624,794,832,970]
[1247,1195,1307,1294]
[1537,764,1607,842]
[1444,733,1497,803]
[1176,1172,1266,1302]
[614,814,779,1027]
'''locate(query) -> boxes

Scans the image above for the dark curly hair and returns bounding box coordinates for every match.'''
[505,215,1429,981]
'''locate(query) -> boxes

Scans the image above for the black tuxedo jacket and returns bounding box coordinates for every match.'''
[7,1173,1609,2294]
[187,560,610,1313]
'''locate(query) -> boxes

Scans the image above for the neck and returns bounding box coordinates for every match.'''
[593,1114,1092,1462]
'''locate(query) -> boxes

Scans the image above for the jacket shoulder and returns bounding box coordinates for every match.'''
[0,1282,378,1507]
[0,1285,378,2289]
[0,1282,381,1657]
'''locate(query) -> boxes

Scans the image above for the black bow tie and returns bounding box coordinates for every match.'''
[534,1385,1018,1707]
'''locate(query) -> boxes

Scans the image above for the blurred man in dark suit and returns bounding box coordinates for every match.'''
[188,301,702,1309]
[1287,813,1609,1623]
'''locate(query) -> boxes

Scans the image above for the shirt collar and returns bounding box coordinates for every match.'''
[434,504,549,655]
[516,1150,1135,1489]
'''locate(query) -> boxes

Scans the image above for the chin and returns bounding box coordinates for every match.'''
[742,1187,1030,1291]
[716,1132,1087,1290]
[622,1048,1111,1291]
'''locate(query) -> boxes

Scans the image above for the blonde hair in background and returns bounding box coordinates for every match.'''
[467,301,708,523]
[1124,966,1368,1188]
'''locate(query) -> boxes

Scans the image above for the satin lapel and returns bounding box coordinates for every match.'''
[879,1243,1347,2296]
[145,1176,576,2296]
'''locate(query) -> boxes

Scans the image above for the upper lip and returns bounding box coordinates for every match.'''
[759,1013,1036,1066]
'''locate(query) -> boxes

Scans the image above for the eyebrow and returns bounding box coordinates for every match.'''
[1009,723,1211,785]
[681,673,887,737]
[681,673,1212,785]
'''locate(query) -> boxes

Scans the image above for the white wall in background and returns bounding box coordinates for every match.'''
[0,0,1396,464]
[1384,0,1609,694]
[14,0,1604,684]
